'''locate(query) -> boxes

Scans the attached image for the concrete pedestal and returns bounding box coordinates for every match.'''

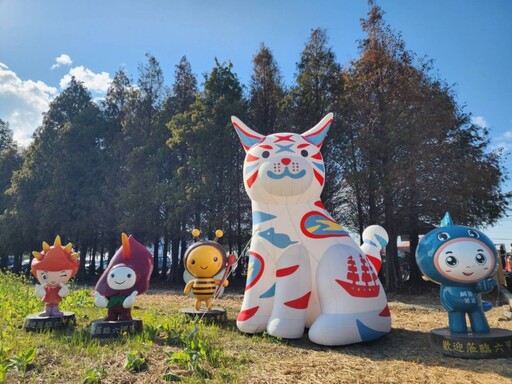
[24,312,76,332]
[430,327,512,358]
[90,318,143,338]
[181,307,227,323]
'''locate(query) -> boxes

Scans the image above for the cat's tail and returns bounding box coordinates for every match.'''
[361,225,388,272]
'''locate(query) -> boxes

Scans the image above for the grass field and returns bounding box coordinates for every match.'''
[0,272,511,383]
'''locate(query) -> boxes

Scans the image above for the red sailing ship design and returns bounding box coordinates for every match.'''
[336,254,380,298]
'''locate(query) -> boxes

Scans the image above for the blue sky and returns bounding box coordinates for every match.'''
[1,0,511,244]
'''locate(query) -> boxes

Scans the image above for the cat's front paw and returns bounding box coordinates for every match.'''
[236,306,269,334]
[267,317,305,339]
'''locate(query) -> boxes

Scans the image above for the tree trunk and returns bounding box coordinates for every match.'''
[170,237,180,283]
[161,234,169,279]
[77,242,88,281]
[98,243,105,274]
[383,192,401,291]
[89,240,97,277]
[108,233,117,263]
[12,252,22,274]
[152,236,159,277]
[408,231,423,283]
[179,238,187,284]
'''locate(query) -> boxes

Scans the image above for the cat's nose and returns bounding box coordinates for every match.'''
[281,158,291,165]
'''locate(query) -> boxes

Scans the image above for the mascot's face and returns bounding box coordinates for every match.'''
[36,269,73,287]
[242,133,320,200]
[95,234,154,296]
[185,243,225,278]
[416,219,498,286]
[107,265,136,290]
[232,114,333,204]
[432,233,495,283]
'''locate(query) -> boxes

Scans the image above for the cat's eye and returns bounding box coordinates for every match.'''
[262,151,270,158]
[301,150,308,157]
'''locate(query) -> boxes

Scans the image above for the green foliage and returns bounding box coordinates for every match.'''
[8,347,36,373]
[0,347,10,384]
[162,371,183,382]
[249,43,287,136]
[157,316,236,382]
[0,362,8,384]
[0,272,244,382]
[82,367,107,384]
[258,331,283,345]
[124,351,147,372]
[0,272,40,326]
[288,28,344,130]
[0,346,39,383]
[62,285,94,309]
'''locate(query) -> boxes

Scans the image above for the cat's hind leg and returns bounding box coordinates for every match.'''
[308,244,391,345]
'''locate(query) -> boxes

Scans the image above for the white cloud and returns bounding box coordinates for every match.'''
[0,62,113,147]
[0,62,58,147]
[59,66,112,94]
[51,54,73,70]
[471,116,490,129]
[504,131,512,139]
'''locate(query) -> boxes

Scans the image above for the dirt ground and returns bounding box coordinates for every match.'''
[141,288,512,384]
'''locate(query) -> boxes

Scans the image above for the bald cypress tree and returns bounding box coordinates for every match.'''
[165,56,199,283]
[288,28,344,209]
[0,120,22,270]
[335,2,509,290]
[168,60,249,259]
[7,78,106,279]
[249,43,287,135]
[288,28,344,130]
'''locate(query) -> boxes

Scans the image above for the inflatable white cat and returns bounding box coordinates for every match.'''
[231,113,391,346]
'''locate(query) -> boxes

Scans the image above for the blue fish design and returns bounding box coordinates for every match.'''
[258,227,297,249]
[253,211,276,225]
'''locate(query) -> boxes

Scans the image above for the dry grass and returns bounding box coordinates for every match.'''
[145,289,512,384]
[3,282,512,384]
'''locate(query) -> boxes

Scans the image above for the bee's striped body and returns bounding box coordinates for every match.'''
[191,278,218,299]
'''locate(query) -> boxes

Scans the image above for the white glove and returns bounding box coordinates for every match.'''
[122,291,138,308]
[94,291,109,308]
[58,283,69,297]
[35,283,47,298]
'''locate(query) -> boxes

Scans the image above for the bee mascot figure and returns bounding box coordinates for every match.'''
[183,229,231,311]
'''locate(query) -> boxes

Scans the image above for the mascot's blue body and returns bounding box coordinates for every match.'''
[416,213,498,333]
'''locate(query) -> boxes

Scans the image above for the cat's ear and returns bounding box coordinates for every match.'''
[231,116,265,151]
[302,113,333,148]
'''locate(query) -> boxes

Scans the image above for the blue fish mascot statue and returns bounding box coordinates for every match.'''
[416,212,512,358]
